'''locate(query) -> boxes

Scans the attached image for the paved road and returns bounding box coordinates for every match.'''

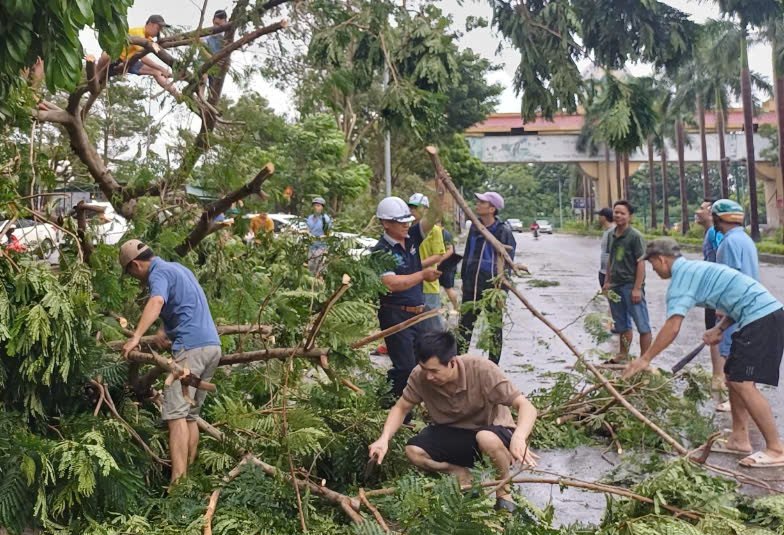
[489,232,784,524]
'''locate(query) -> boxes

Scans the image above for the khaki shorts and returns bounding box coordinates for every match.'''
[162,345,221,421]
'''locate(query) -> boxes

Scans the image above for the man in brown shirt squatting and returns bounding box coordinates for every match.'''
[368,331,538,512]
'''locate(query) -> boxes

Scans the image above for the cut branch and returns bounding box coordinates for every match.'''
[90,379,170,467]
[126,351,217,392]
[305,274,351,350]
[245,455,363,524]
[106,323,273,350]
[220,347,328,366]
[175,163,274,256]
[203,455,251,535]
[425,146,522,276]
[350,308,443,349]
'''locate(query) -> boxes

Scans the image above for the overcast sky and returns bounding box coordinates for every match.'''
[79,0,774,118]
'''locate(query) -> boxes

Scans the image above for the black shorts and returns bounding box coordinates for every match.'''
[406,424,514,468]
[439,269,456,289]
[725,308,784,386]
[704,308,717,330]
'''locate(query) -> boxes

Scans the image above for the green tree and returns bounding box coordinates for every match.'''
[487,0,697,120]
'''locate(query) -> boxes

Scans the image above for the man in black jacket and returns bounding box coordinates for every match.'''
[459,192,517,364]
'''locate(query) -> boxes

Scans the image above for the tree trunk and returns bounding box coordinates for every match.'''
[716,88,730,198]
[661,149,670,229]
[697,93,710,198]
[676,120,689,234]
[615,152,622,201]
[623,153,630,200]
[775,47,784,241]
[648,138,657,229]
[740,33,760,241]
[604,145,612,204]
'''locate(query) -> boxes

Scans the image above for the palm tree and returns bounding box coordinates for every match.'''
[647,136,657,228]
[762,18,784,236]
[717,0,782,240]
[581,74,658,206]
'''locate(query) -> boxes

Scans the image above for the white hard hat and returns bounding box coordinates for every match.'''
[407,193,429,208]
[376,197,415,223]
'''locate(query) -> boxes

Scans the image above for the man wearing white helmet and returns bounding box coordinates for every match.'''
[306,196,332,274]
[372,196,442,398]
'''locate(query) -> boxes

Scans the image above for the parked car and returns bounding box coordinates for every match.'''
[0,218,62,258]
[507,218,524,232]
[536,219,553,234]
[332,231,377,259]
[81,201,128,245]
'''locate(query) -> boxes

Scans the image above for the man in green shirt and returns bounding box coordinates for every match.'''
[602,200,652,362]
[409,193,449,331]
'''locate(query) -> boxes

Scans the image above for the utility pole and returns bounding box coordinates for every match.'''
[383,65,392,197]
[558,177,563,228]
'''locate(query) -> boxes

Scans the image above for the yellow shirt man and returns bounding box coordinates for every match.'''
[419,224,446,294]
[120,27,152,61]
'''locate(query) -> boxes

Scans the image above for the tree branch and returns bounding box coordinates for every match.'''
[350,308,443,349]
[174,163,274,256]
[305,274,351,350]
[219,347,328,366]
[126,350,218,392]
[193,19,288,84]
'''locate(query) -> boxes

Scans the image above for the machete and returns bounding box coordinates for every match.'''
[671,343,706,374]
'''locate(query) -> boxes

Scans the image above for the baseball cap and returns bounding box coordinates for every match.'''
[119,239,152,272]
[711,198,744,224]
[312,196,326,206]
[640,238,681,261]
[376,197,415,223]
[474,191,504,211]
[596,207,613,220]
[214,9,228,19]
[407,193,430,208]
[147,15,170,27]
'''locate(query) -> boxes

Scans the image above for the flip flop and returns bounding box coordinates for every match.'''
[710,438,752,455]
[715,401,731,413]
[739,451,784,468]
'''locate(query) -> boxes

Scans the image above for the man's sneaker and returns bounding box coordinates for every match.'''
[494,497,516,513]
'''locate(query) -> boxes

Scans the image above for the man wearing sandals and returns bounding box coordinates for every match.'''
[602,200,652,362]
[368,331,539,511]
[623,238,784,469]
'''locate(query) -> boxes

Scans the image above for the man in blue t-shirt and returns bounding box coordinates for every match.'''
[712,200,759,381]
[119,239,222,483]
[624,238,784,469]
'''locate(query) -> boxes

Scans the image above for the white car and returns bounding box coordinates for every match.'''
[332,231,377,259]
[536,220,553,234]
[0,218,62,258]
[80,202,128,245]
[506,218,524,232]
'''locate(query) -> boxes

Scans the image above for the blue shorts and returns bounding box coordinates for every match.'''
[608,283,651,335]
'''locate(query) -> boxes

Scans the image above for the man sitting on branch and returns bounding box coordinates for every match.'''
[368,331,539,512]
[99,15,180,99]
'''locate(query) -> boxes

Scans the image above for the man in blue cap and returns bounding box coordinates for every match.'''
[624,238,784,468]
[372,196,441,398]
[459,191,516,365]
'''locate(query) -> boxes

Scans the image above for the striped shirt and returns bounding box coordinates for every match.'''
[666,258,782,329]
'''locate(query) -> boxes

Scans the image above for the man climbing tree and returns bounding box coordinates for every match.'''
[99,15,180,99]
